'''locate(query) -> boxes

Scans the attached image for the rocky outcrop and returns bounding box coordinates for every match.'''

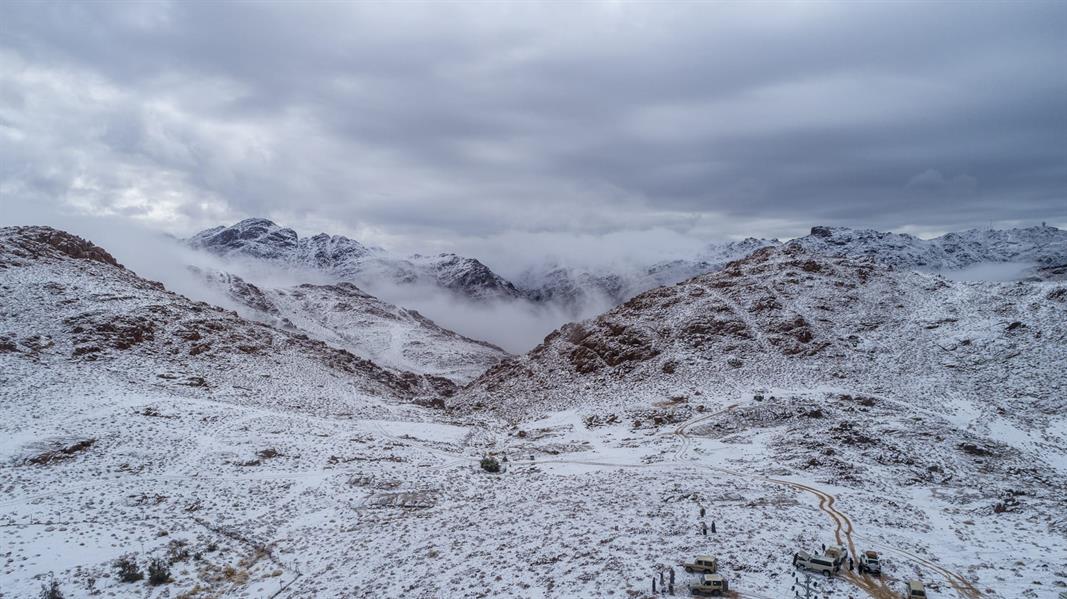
[0,226,123,269]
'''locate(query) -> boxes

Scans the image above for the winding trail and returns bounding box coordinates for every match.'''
[673,407,984,599]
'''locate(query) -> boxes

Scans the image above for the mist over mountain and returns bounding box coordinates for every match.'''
[4,2,1067,597]
[4,222,1065,598]
[176,218,1067,353]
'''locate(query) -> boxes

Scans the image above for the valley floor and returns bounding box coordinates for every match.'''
[2,375,1065,599]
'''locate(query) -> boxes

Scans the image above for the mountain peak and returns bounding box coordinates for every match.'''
[186,220,522,302]
[233,217,281,228]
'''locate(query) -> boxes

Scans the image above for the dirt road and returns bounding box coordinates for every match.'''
[673,408,985,599]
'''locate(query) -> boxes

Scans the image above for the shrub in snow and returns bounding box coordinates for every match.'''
[480,456,501,473]
[147,558,172,585]
[113,556,143,582]
[39,577,63,599]
[166,539,190,563]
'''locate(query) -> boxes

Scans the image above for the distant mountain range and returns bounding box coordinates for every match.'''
[187,219,1067,311]
[188,218,523,302]
[793,224,1067,269]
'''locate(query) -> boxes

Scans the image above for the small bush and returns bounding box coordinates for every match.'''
[39,577,64,599]
[114,556,143,583]
[147,558,172,586]
[166,539,190,563]
[480,456,501,473]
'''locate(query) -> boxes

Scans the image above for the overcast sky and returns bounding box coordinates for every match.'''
[2,1,1065,259]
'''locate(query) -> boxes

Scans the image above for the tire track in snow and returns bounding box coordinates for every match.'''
[857,536,986,599]
[674,406,981,599]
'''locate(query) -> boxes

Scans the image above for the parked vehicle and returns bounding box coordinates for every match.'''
[793,550,839,577]
[858,550,881,576]
[683,555,718,574]
[824,544,847,566]
[905,580,927,598]
[689,573,729,596]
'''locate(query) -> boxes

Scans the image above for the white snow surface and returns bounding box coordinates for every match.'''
[2,227,1066,599]
[191,268,507,384]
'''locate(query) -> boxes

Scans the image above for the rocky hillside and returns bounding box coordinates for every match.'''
[3,226,1065,599]
[0,226,456,417]
[188,218,523,301]
[510,225,1067,311]
[454,242,1067,598]
[187,220,1066,316]
[193,268,507,383]
[459,242,1067,422]
[517,237,778,310]
[794,224,1067,270]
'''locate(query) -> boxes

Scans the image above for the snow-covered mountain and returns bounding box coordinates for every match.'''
[192,268,507,383]
[517,238,779,309]
[0,226,457,414]
[188,220,1067,321]
[510,225,1067,312]
[450,240,1067,597]
[459,241,1067,419]
[793,224,1067,270]
[4,225,1065,598]
[188,218,524,302]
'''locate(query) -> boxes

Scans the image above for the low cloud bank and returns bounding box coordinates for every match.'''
[3,206,1056,356]
[935,262,1035,282]
[358,279,611,355]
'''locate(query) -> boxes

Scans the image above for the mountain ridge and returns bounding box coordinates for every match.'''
[457,240,1067,419]
[186,219,1067,316]
[188,218,523,302]
[1,226,458,415]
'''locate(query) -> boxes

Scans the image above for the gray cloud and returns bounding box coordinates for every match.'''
[1,0,1065,252]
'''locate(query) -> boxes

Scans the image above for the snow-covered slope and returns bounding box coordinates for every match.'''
[794,224,1067,270]
[513,225,1067,312]
[517,238,780,309]
[453,242,1067,597]
[460,243,1066,419]
[0,226,456,416]
[188,218,523,301]
[192,268,507,383]
[4,227,1065,599]
[188,220,1066,320]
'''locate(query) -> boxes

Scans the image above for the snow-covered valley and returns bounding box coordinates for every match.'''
[2,225,1066,599]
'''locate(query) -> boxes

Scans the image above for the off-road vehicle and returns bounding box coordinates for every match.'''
[683,555,718,574]
[824,544,847,566]
[688,573,729,596]
[858,550,881,576]
[793,550,839,577]
[904,580,926,598]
